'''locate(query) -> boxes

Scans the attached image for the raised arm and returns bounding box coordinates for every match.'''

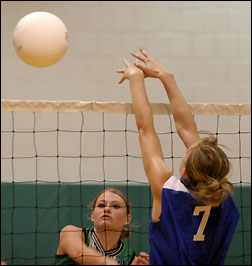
[117,59,172,222]
[57,225,119,265]
[132,47,200,149]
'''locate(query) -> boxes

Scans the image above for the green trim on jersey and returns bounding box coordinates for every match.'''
[53,228,135,265]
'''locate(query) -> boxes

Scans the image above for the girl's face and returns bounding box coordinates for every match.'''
[91,191,132,233]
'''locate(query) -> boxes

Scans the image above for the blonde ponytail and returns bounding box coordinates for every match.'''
[185,136,233,207]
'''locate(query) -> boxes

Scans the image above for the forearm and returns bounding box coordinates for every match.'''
[73,250,118,265]
[62,239,118,265]
[72,247,119,265]
[159,72,197,133]
[129,74,154,131]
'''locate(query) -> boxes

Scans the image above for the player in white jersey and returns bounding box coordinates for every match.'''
[117,47,239,265]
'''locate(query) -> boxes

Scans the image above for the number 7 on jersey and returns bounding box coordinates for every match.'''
[193,206,212,241]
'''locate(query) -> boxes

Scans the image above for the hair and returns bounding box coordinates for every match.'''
[184,136,234,207]
[88,188,132,240]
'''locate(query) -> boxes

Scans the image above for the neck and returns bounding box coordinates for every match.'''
[94,228,121,251]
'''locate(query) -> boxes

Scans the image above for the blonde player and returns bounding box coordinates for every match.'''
[54,188,149,265]
[117,47,239,265]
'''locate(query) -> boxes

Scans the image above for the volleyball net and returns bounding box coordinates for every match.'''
[1,100,251,265]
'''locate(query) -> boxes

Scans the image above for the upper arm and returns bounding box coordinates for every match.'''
[138,128,173,200]
[138,128,173,222]
[58,226,119,265]
[177,125,201,149]
[58,225,84,257]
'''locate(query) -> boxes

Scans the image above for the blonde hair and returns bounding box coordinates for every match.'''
[89,188,132,240]
[185,136,234,207]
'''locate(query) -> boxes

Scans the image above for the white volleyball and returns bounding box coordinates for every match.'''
[13,12,68,67]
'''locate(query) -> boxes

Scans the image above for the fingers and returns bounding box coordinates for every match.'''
[131,46,150,62]
[116,69,125,74]
[123,58,131,67]
[138,252,149,265]
[131,52,146,63]
[117,59,131,84]
[118,75,126,84]
[116,68,126,84]
[139,252,149,257]
[139,47,150,58]
[137,256,149,265]
[130,256,139,265]
[117,57,144,85]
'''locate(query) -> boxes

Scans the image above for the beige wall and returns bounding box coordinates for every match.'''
[1,1,251,103]
[1,1,251,184]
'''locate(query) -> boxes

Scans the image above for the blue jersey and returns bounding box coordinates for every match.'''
[149,176,239,265]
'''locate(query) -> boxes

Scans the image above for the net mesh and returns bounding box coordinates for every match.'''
[1,100,251,265]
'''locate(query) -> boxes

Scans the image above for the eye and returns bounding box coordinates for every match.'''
[113,204,120,209]
[97,203,105,208]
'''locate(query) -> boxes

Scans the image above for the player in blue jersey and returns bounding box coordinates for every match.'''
[117,47,240,265]
[54,188,149,265]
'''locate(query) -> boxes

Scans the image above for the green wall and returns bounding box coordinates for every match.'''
[1,183,251,265]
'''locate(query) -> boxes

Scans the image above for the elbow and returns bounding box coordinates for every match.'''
[136,119,154,133]
[133,106,154,133]
[136,122,145,133]
[135,113,146,132]
[137,124,150,136]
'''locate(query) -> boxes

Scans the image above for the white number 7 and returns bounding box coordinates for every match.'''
[193,206,212,241]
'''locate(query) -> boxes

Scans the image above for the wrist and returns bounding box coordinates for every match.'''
[128,71,144,80]
[158,70,173,82]
[159,71,175,86]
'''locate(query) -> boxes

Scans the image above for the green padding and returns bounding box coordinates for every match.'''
[1,183,251,265]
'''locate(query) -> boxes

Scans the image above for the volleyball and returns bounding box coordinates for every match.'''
[13,11,68,68]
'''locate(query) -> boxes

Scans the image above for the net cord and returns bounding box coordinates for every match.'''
[1,100,251,115]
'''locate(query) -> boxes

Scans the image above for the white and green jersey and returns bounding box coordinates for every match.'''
[54,228,135,265]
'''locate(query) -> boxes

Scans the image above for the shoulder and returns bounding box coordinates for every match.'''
[57,225,84,256]
[163,176,189,193]
[61,225,82,233]
[60,225,85,241]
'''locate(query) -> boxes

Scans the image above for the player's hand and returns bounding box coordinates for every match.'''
[116,58,144,84]
[130,252,149,265]
[105,257,120,265]
[131,47,172,79]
